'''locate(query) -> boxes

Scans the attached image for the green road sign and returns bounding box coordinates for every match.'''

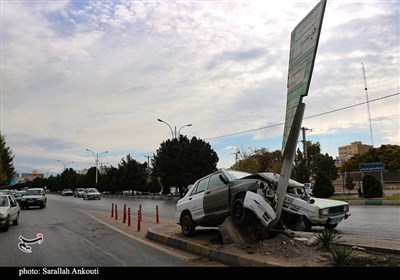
[282,0,327,152]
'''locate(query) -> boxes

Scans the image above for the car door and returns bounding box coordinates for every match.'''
[203,171,230,217]
[8,196,18,220]
[186,177,208,222]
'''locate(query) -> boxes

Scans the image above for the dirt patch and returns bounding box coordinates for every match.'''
[205,231,329,267]
[203,230,400,267]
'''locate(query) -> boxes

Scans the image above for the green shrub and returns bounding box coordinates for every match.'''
[315,229,341,250]
[362,175,383,198]
[326,245,354,267]
[313,172,335,198]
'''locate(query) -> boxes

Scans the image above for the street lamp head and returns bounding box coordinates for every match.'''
[187,124,192,127]
[157,118,163,122]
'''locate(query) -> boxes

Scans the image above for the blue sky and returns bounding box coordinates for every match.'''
[1,0,399,175]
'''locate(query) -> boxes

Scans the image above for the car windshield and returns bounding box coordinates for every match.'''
[87,189,98,193]
[25,189,42,195]
[0,196,9,206]
[225,170,252,180]
[14,192,25,197]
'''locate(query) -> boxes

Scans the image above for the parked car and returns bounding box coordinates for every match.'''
[19,188,47,209]
[175,169,351,236]
[74,188,86,198]
[61,189,73,196]
[83,188,101,200]
[0,194,20,231]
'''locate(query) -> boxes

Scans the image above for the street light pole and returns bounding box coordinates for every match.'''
[157,119,174,139]
[57,160,74,171]
[86,149,109,184]
[157,119,192,138]
[178,124,192,137]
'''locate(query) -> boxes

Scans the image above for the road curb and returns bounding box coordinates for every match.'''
[146,227,282,267]
[346,200,400,206]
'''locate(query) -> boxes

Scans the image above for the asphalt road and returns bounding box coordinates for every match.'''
[335,205,400,240]
[2,194,398,268]
[0,194,189,267]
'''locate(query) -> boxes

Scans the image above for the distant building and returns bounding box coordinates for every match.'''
[12,171,45,185]
[336,141,373,168]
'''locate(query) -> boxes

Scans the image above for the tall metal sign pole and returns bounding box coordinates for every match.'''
[270,0,327,227]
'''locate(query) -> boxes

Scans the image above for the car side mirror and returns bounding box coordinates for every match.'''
[310,199,315,204]
[219,174,229,184]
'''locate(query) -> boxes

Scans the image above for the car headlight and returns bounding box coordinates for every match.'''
[343,205,349,212]
[319,208,329,216]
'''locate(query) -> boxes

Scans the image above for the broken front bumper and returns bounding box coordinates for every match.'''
[243,191,276,227]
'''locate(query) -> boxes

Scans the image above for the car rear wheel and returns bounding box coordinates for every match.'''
[13,213,19,225]
[180,213,195,237]
[231,197,249,226]
[0,216,10,232]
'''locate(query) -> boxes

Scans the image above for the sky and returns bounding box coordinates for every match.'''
[1,0,399,176]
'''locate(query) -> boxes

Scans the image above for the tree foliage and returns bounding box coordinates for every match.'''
[0,133,16,185]
[344,172,355,195]
[231,148,282,173]
[152,135,218,197]
[362,174,383,198]
[292,142,323,183]
[313,171,335,198]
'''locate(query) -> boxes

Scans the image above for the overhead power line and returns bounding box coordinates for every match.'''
[204,92,399,141]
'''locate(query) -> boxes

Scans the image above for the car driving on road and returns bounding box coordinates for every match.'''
[0,194,20,232]
[61,189,73,196]
[74,188,86,198]
[83,188,101,200]
[19,188,47,209]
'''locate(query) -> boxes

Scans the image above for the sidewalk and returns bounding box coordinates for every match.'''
[85,209,400,267]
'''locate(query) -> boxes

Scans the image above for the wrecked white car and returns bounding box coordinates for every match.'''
[175,169,350,236]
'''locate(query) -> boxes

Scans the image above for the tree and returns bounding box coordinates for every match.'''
[362,174,383,198]
[344,172,355,195]
[230,148,282,173]
[311,153,339,181]
[233,157,260,173]
[292,142,322,183]
[117,155,147,192]
[0,133,16,185]
[152,135,218,197]
[313,171,335,198]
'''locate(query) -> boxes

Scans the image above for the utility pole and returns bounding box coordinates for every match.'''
[230,149,241,166]
[361,62,374,146]
[144,155,151,171]
[300,127,311,167]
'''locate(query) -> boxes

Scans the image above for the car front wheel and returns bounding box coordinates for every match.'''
[231,197,249,226]
[324,223,338,230]
[180,213,195,237]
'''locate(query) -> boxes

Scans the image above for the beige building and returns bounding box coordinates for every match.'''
[336,141,373,168]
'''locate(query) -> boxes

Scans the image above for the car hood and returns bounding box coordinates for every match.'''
[311,197,348,208]
[0,206,9,214]
[243,172,304,188]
